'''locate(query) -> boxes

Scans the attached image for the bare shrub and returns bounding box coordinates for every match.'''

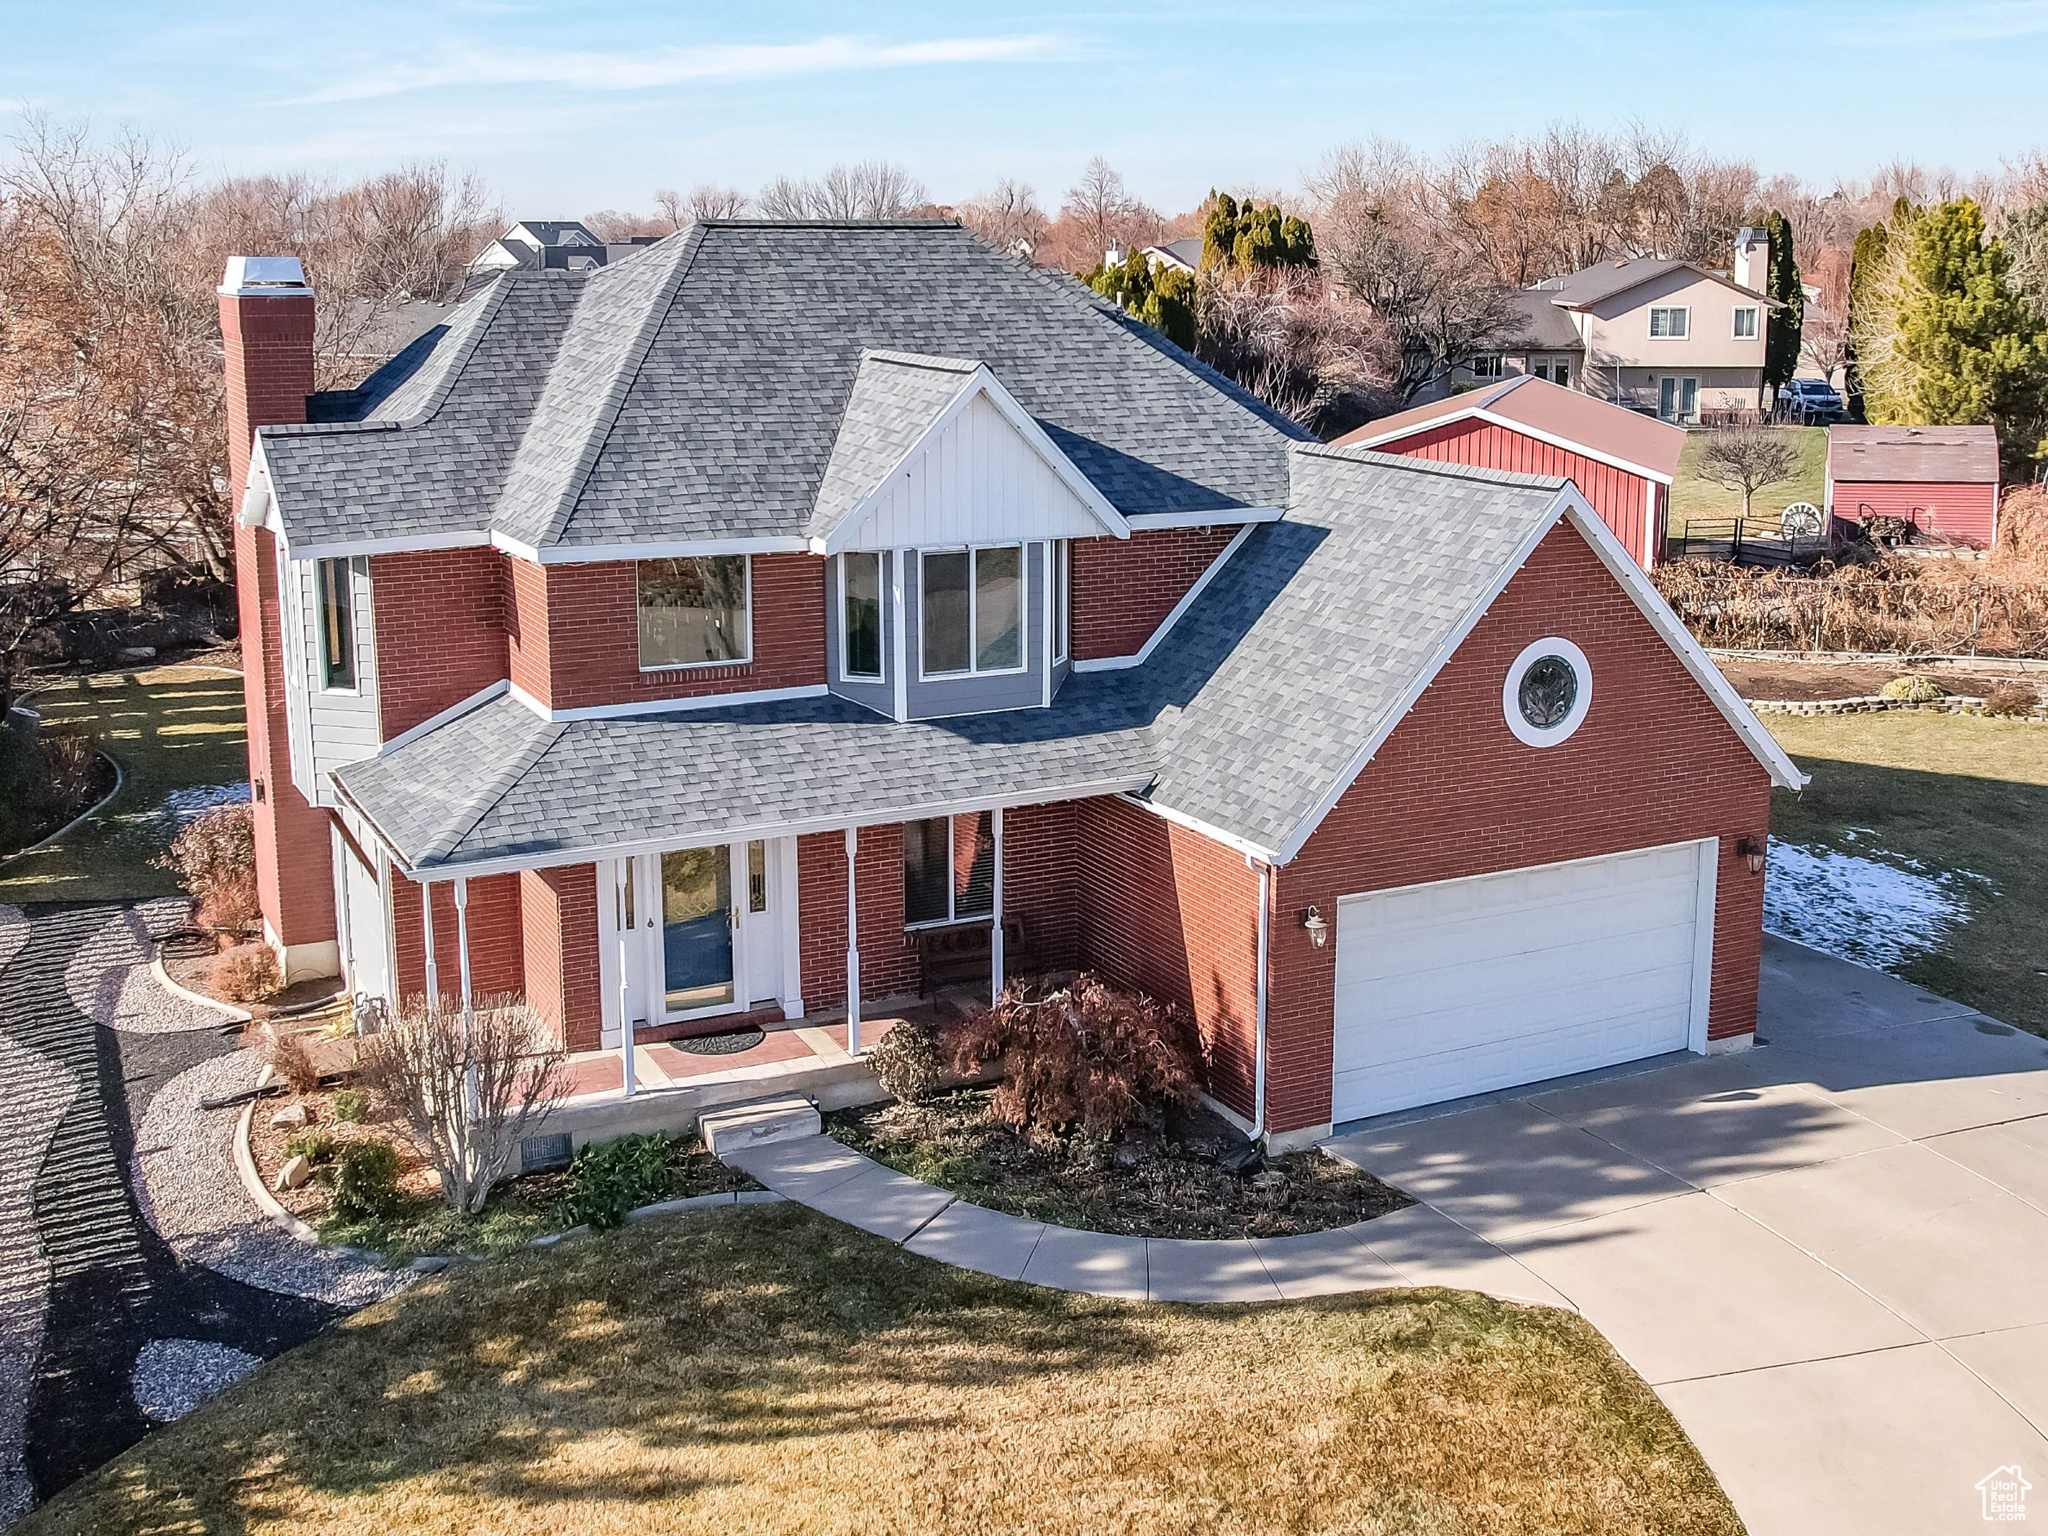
[1653,559,2048,656]
[356,993,566,1213]
[868,1018,945,1105]
[214,942,281,1002]
[157,800,258,930]
[948,974,1199,1138]
[1998,486,2048,574]
[1983,681,2042,716]
[253,1018,321,1092]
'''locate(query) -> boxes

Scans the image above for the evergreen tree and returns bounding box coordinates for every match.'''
[1761,210,1804,391]
[1201,191,1316,271]
[1086,248,1197,350]
[1894,198,2048,469]
[1845,222,1889,419]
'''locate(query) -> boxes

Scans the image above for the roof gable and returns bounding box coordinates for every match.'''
[810,351,1128,554]
[1337,376,1685,483]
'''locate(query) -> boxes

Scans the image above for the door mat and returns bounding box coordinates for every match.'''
[671,1027,767,1056]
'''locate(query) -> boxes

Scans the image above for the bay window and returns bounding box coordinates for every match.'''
[1052,540,1069,666]
[638,555,750,669]
[841,550,882,679]
[316,557,356,691]
[921,544,1023,677]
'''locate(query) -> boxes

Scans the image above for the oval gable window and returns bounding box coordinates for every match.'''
[1503,637,1592,747]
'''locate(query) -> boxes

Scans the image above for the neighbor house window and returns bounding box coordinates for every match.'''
[637,556,750,669]
[841,551,882,680]
[1052,541,1070,665]
[1549,359,1569,387]
[921,545,1023,677]
[1470,354,1505,378]
[902,813,995,926]
[1649,306,1689,339]
[316,558,356,691]
[1733,306,1759,339]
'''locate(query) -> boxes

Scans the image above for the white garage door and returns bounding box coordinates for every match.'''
[1332,841,1713,1123]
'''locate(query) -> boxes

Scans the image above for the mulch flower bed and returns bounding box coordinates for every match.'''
[826,1088,1411,1240]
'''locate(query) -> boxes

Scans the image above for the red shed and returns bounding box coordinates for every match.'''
[1826,424,2001,548]
[1333,375,1686,568]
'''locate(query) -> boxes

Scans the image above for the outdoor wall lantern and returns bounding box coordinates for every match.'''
[1736,836,1768,875]
[1301,906,1329,947]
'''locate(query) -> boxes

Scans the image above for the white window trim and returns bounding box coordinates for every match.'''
[636,554,754,673]
[1732,306,1759,339]
[1648,306,1691,340]
[838,550,885,682]
[917,544,1030,682]
[1503,636,1593,748]
[1470,354,1505,378]
[902,813,1000,930]
[315,556,363,697]
[1051,540,1069,666]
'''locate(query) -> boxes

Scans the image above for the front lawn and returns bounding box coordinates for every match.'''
[0,665,247,904]
[1670,423,1826,527]
[21,1203,1743,1535]
[1768,711,2048,1032]
[830,1087,1409,1238]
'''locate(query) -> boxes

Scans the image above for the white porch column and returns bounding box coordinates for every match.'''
[844,826,862,1056]
[619,859,637,1099]
[989,806,1005,1005]
[454,876,479,1130]
[420,879,439,1005]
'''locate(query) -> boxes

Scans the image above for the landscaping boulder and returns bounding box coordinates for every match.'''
[268,1103,309,1131]
[272,1154,311,1192]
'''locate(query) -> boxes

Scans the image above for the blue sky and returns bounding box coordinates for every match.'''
[5,1,2045,213]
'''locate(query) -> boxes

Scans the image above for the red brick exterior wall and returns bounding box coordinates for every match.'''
[370,547,510,739]
[999,800,1079,974]
[1070,526,1243,661]
[796,826,921,1012]
[506,553,825,711]
[521,865,602,1050]
[1262,519,1774,1135]
[1072,797,1264,1122]
[390,874,526,1008]
[221,290,335,953]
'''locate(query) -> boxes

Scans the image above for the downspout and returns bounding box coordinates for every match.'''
[1248,854,1271,1143]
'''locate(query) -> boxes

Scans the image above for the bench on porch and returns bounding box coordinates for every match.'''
[912,916,1030,998]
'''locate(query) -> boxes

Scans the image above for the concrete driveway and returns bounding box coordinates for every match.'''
[1325,936,2048,1536]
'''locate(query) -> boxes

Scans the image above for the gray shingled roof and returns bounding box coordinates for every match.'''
[806,351,978,542]
[1505,289,1584,351]
[333,450,1580,873]
[262,221,1306,554]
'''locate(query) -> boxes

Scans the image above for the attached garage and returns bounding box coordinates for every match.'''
[1330,840,1717,1124]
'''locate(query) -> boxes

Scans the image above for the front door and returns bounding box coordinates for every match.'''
[661,845,736,1016]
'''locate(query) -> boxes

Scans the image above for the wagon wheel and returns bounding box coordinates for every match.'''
[1780,502,1823,539]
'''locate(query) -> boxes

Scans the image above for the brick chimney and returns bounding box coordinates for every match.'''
[220,256,338,983]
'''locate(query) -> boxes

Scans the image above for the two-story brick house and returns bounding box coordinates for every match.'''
[223,221,1800,1149]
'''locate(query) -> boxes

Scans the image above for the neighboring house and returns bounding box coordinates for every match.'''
[1143,237,1204,274]
[1332,376,1686,569]
[218,224,1798,1151]
[470,220,660,274]
[1825,424,2002,547]
[1453,231,1782,423]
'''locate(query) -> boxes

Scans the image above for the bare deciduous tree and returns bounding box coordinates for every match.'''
[1697,426,1802,519]
[356,993,566,1214]
[757,160,929,221]
[958,178,1050,257]
[1195,266,1396,431]
[652,184,750,230]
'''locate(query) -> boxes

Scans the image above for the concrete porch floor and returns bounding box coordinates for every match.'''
[558,1015,902,1102]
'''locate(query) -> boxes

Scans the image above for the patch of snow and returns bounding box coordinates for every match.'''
[149,781,249,828]
[130,1338,261,1422]
[1764,837,1984,972]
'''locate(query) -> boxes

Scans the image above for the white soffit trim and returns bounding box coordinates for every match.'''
[1557,491,1806,791]
[506,679,830,724]
[1123,792,1280,864]
[493,529,810,563]
[377,679,508,755]
[1123,505,1284,530]
[1353,403,1673,485]
[397,773,1156,881]
[1072,523,1255,673]
[288,528,492,561]
[820,365,1131,555]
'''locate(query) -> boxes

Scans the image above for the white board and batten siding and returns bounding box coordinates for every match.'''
[845,392,1111,552]
[280,552,381,807]
[1330,840,1717,1124]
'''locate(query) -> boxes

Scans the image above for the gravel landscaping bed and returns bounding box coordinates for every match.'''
[131,1051,405,1308]
[129,1338,261,1424]
[0,904,28,975]
[827,1088,1411,1239]
[66,901,232,1034]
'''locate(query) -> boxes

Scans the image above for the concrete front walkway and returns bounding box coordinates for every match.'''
[1325,937,2048,1536]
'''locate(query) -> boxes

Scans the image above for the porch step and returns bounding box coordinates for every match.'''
[699,1094,822,1158]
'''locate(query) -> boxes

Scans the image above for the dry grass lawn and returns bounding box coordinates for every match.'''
[23,1203,1741,1535]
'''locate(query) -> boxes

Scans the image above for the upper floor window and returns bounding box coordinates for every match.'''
[1732,306,1759,339]
[841,551,883,680]
[1052,540,1070,666]
[1469,354,1504,378]
[1649,306,1690,339]
[316,557,356,691]
[922,545,1023,678]
[638,556,750,670]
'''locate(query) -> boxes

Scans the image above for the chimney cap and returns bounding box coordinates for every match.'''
[219,256,312,297]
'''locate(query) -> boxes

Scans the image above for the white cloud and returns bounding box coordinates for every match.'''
[299,32,1075,103]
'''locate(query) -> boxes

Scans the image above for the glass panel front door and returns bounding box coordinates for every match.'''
[662,846,734,1013]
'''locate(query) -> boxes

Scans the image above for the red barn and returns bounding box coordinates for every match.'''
[1826,424,2001,548]
[1334,375,1686,568]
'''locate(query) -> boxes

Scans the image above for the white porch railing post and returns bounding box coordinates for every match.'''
[990,807,1005,1006]
[420,879,439,1005]
[844,826,861,1056]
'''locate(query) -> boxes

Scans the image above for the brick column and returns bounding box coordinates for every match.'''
[220,259,337,979]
